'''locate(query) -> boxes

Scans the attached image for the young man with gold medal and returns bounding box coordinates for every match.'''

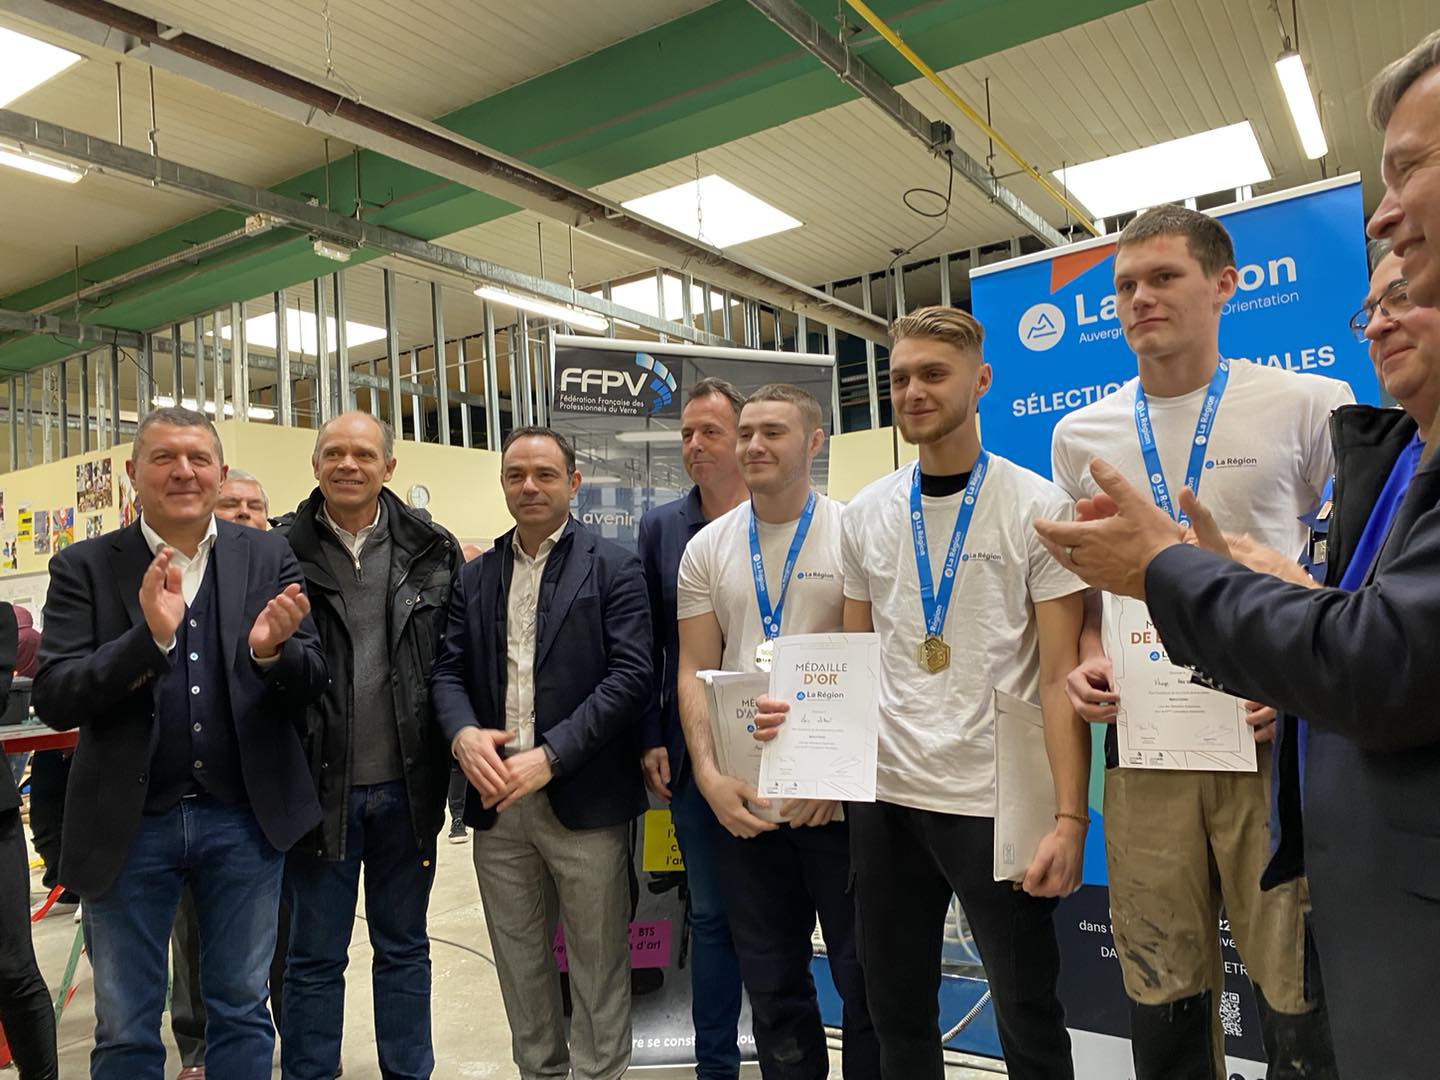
[756,308,1088,1079]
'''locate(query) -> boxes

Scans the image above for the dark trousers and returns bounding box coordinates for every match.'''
[0,808,57,1079]
[446,764,465,823]
[172,884,291,1067]
[25,751,69,894]
[283,781,436,1080]
[715,818,878,1080]
[849,803,1073,1080]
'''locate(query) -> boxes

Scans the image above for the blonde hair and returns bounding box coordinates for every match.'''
[889,306,984,353]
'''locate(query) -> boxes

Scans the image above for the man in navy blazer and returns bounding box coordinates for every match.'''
[35,407,326,1080]
[431,426,650,1080]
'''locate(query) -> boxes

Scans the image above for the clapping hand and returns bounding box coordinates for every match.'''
[248,583,310,659]
[139,548,185,646]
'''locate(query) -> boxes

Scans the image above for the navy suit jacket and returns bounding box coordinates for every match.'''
[429,517,651,831]
[636,487,708,781]
[34,519,327,897]
[1144,417,1440,1074]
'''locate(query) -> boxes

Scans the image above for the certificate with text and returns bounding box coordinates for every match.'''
[758,633,880,801]
[1104,595,1257,772]
[698,670,785,824]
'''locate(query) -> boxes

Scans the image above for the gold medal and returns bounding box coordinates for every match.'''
[918,635,951,673]
[754,638,775,672]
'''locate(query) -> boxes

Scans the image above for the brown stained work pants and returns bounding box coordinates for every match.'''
[1103,743,1312,1078]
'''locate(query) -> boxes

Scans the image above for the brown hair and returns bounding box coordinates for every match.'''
[132,406,223,463]
[1116,205,1235,277]
[889,305,985,353]
[1369,29,1440,129]
[686,376,744,417]
[744,383,822,434]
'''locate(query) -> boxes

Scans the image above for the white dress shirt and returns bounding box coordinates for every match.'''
[141,514,218,653]
[318,501,382,567]
[504,522,566,754]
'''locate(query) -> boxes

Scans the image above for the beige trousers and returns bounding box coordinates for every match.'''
[472,793,632,1080]
[1104,744,1312,1074]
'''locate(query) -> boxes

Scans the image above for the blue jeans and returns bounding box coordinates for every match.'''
[282,781,436,1080]
[671,772,744,1079]
[83,796,282,1080]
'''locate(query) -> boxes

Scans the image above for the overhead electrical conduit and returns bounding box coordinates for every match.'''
[844,0,1102,237]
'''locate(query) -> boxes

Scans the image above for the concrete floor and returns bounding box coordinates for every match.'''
[27,828,1000,1079]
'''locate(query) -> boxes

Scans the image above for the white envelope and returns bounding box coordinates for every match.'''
[993,689,1058,883]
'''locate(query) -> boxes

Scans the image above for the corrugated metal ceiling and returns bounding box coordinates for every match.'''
[2,0,1437,317]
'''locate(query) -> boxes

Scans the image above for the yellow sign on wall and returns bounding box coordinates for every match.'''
[641,808,684,873]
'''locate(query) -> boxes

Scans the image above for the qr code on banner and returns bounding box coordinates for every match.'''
[1220,990,1244,1038]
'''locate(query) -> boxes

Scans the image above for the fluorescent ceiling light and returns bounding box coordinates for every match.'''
[312,237,357,263]
[213,310,387,355]
[154,395,276,422]
[581,474,624,485]
[1275,51,1328,160]
[1053,122,1271,220]
[614,429,683,445]
[592,275,728,323]
[0,144,85,183]
[621,174,802,248]
[0,27,81,108]
[474,286,609,332]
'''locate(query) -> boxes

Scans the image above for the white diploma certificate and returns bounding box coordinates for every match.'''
[993,690,1057,883]
[697,670,784,824]
[1104,594,1257,772]
[758,633,880,801]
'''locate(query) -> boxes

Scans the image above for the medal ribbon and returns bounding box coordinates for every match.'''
[749,490,817,641]
[1133,359,1231,526]
[910,452,990,639]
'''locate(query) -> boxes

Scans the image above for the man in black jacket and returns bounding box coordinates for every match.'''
[431,426,651,1080]
[0,601,57,1080]
[35,406,325,1080]
[274,411,461,1080]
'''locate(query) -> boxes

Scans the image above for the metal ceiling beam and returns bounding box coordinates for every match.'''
[31,221,271,316]
[746,0,1064,248]
[0,110,738,349]
[6,0,889,344]
[0,307,145,353]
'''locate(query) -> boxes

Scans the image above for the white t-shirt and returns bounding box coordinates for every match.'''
[677,493,846,673]
[841,457,1085,816]
[1051,359,1352,558]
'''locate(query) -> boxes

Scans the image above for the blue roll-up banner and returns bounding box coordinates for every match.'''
[970,175,1377,1077]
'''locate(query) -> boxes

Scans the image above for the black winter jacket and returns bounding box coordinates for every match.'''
[274,487,462,859]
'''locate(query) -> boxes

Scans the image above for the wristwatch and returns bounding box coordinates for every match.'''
[541,743,562,776]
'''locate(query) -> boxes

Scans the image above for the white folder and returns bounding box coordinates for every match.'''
[993,689,1058,883]
[697,670,785,825]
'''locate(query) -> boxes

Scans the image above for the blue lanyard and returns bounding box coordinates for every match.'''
[910,452,991,638]
[749,491,817,641]
[1133,359,1231,526]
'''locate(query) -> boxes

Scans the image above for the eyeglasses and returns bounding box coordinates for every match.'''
[1349,278,1413,341]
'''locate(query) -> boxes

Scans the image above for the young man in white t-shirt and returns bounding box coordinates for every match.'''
[758,307,1089,1080]
[1049,206,1345,1080]
[676,384,878,1080]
